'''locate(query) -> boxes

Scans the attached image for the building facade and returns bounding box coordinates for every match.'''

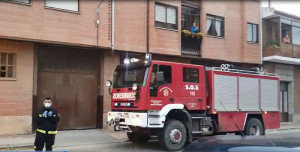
[262,7,300,122]
[0,0,261,135]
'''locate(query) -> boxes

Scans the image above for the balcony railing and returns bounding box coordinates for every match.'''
[181,33,202,56]
[264,43,300,58]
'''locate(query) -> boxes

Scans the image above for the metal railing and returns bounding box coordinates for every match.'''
[181,34,201,56]
[210,64,279,77]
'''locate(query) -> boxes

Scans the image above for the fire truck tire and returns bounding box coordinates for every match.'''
[127,132,149,144]
[243,118,264,136]
[159,119,187,151]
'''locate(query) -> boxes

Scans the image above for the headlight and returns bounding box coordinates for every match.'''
[126,103,133,107]
[124,58,130,64]
[132,83,138,91]
[114,103,120,107]
[106,80,112,87]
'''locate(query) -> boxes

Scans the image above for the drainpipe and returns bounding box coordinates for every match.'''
[111,0,115,54]
[146,0,149,54]
[96,0,105,47]
[260,0,263,65]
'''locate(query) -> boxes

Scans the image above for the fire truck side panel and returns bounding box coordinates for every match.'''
[218,112,247,132]
[261,79,280,111]
[262,112,280,129]
[214,74,239,111]
[239,77,260,111]
[207,70,280,112]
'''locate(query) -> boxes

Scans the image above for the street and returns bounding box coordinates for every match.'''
[14,129,300,152]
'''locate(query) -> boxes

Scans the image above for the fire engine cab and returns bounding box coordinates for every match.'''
[106,56,280,151]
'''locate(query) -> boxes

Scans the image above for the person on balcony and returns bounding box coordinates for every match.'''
[283,34,291,44]
[190,22,199,33]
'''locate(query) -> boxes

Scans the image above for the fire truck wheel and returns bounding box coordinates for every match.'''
[244,118,264,136]
[159,119,187,151]
[127,132,149,144]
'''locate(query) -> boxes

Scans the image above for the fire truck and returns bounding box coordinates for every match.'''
[106,57,280,151]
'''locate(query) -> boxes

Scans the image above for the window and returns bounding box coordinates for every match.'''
[183,68,199,83]
[0,53,16,78]
[155,3,178,30]
[206,14,224,37]
[181,6,200,30]
[247,23,258,43]
[2,0,29,4]
[281,18,300,45]
[292,26,300,45]
[150,64,172,97]
[45,0,79,12]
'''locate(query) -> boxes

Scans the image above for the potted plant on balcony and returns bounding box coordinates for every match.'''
[182,30,203,39]
[264,39,280,56]
[269,39,279,48]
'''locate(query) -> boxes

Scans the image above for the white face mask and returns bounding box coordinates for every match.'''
[44,103,52,108]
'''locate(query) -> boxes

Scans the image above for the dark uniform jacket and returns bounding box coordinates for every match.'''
[35,107,60,133]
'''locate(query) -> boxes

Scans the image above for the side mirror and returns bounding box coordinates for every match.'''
[132,83,138,91]
[156,71,164,83]
[106,80,112,94]
[106,80,112,87]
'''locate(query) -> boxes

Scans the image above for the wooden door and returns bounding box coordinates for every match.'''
[36,45,99,130]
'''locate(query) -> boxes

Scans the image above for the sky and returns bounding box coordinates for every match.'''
[261,0,300,17]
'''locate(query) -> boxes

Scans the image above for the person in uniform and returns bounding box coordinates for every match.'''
[34,97,60,151]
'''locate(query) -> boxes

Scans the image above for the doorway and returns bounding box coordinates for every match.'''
[280,82,289,122]
[36,45,100,130]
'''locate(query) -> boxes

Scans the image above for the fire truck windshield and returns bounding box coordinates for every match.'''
[113,67,148,88]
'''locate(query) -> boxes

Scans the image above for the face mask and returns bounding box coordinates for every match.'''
[44,103,52,108]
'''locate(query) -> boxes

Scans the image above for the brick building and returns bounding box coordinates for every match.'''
[262,7,300,122]
[0,0,261,135]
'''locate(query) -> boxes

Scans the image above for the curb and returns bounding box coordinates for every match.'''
[276,127,300,131]
[0,145,34,151]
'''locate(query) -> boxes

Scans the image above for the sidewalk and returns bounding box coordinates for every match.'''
[277,122,300,131]
[1,122,300,151]
[0,129,127,151]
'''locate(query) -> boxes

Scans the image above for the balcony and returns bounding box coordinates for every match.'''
[264,43,300,58]
[181,32,202,56]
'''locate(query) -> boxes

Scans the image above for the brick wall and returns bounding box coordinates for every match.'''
[0,0,111,48]
[114,0,260,64]
[294,66,300,115]
[263,62,275,73]
[0,39,34,135]
[201,1,261,64]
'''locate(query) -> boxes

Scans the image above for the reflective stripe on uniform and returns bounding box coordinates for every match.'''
[39,114,42,117]
[48,131,57,134]
[37,129,57,134]
[51,145,54,148]
[37,129,46,134]
[34,146,36,150]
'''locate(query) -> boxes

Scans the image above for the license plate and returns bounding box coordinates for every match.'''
[120,113,129,118]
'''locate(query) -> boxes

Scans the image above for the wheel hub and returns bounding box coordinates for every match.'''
[250,124,260,135]
[169,128,182,144]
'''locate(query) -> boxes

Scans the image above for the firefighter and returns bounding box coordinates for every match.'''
[34,97,60,151]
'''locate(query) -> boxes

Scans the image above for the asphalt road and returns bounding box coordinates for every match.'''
[17,129,300,152]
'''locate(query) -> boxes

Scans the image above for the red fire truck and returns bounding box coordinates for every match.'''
[106,58,280,151]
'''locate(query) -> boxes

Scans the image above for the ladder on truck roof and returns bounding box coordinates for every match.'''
[209,64,278,77]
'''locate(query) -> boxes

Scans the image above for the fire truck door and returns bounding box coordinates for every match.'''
[149,64,173,107]
[182,67,202,110]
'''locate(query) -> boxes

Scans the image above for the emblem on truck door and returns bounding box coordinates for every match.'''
[164,89,169,96]
[159,87,173,97]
